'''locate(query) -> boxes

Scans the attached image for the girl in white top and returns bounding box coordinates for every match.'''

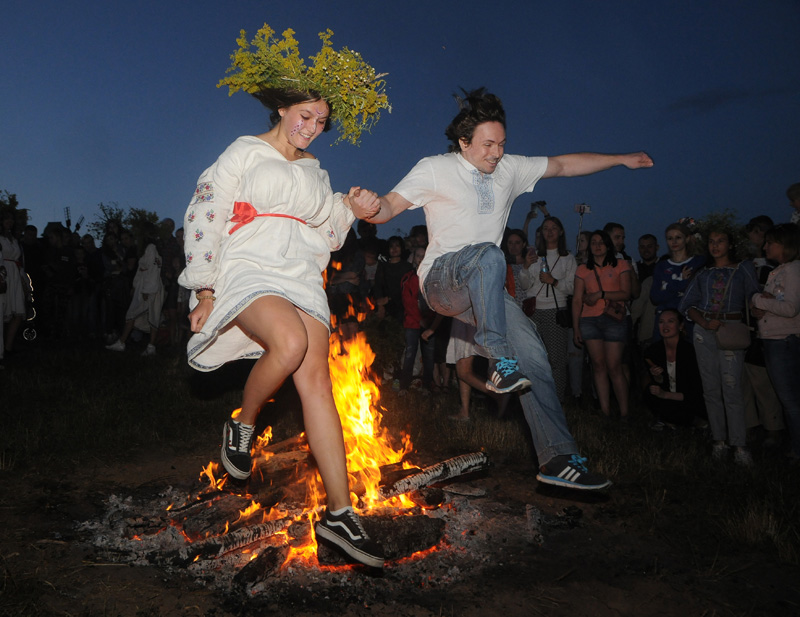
[1,211,28,354]
[178,88,383,567]
[519,216,577,401]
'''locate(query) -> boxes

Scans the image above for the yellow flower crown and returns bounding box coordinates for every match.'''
[217,24,391,145]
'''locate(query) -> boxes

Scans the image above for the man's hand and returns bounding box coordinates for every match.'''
[621,152,654,169]
[346,187,381,220]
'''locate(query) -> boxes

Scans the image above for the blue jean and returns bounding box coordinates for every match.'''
[762,335,800,457]
[693,323,747,447]
[400,327,435,389]
[423,243,578,464]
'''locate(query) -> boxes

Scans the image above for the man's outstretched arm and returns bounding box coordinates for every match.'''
[543,152,653,179]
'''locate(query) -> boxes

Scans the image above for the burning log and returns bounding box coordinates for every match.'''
[233,545,290,588]
[171,493,253,539]
[260,433,307,454]
[186,517,292,562]
[253,449,309,476]
[379,452,490,500]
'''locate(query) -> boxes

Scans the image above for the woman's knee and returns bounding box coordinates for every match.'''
[272,330,309,371]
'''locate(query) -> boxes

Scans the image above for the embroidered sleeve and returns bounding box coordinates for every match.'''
[178,142,243,290]
[678,273,702,316]
[315,192,356,251]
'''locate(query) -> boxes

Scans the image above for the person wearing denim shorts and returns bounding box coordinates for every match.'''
[349,88,653,490]
[573,230,633,419]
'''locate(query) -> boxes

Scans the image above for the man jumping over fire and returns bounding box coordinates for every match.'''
[350,88,653,490]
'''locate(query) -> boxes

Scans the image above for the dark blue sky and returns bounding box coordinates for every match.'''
[3,1,799,254]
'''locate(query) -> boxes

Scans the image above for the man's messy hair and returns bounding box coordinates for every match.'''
[444,88,506,153]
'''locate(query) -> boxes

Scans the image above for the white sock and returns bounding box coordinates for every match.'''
[329,506,354,516]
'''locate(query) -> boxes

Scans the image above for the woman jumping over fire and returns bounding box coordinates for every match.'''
[178,25,389,568]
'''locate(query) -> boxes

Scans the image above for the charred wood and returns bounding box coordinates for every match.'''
[379,452,489,500]
[233,545,290,588]
[186,517,293,562]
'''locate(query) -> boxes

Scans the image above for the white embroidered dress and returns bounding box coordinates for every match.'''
[178,136,354,371]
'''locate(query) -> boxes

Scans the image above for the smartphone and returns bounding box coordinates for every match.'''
[573,203,592,214]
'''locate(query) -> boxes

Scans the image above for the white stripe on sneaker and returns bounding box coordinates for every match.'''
[559,468,580,482]
[326,519,364,542]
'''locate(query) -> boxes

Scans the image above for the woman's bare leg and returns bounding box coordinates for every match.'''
[234,296,310,425]
[604,341,629,417]
[291,311,351,511]
[585,339,611,416]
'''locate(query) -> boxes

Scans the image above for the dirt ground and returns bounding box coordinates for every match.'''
[2,444,799,617]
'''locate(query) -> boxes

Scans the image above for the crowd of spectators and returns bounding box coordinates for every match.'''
[2,182,799,465]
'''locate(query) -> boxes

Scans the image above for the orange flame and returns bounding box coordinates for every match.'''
[189,290,417,568]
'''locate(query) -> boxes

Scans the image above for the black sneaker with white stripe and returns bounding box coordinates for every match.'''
[536,454,612,490]
[486,357,531,394]
[315,508,385,568]
[221,418,255,480]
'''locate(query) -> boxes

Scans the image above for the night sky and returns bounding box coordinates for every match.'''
[2,0,798,255]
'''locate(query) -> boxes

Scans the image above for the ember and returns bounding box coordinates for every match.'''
[81,314,537,600]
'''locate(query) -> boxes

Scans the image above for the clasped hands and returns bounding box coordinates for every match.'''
[345,187,381,219]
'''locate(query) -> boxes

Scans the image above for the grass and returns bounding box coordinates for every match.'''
[2,334,799,573]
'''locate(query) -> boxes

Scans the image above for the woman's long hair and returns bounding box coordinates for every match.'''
[586,230,618,270]
[536,216,569,257]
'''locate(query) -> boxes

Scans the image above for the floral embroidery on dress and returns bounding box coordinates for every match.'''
[194,229,204,241]
[709,270,727,312]
[187,210,196,223]
[205,209,216,222]
[186,252,194,264]
[204,251,214,262]
[191,182,214,205]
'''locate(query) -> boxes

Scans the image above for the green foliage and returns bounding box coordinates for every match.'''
[87,202,160,250]
[217,24,391,145]
[87,201,125,239]
[692,208,748,257]
[0,189,28,229]
[0,189,19,210]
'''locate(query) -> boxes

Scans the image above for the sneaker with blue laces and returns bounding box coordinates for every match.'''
[536,454,612,490]
[221,417,256,480]
[486,357,531,394]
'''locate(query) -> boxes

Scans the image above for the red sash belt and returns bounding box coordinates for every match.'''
[229,201,307,234]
